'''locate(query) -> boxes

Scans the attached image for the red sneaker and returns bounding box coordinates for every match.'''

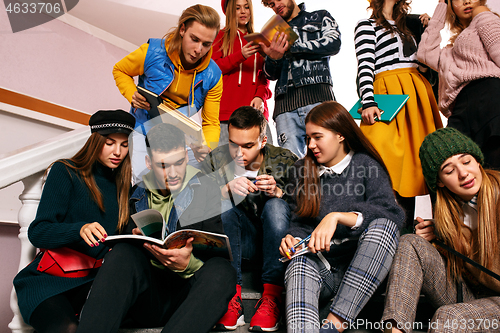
[249,295,280,332]
[214,294,245,331]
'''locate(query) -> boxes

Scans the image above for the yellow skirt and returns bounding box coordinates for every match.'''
[360,68,443,197]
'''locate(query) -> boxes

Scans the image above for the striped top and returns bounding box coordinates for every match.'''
[355,19,419,109]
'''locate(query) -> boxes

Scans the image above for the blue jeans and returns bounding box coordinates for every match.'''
[275,102,321,158]
[221,198,290,286]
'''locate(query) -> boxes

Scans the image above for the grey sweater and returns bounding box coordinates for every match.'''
[287,152,404,260]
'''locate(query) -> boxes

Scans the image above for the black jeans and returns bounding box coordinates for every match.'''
[76,243,236,333]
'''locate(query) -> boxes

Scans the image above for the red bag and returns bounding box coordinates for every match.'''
[37,247,103,278]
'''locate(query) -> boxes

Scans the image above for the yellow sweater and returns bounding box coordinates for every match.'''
[113,43,222,149]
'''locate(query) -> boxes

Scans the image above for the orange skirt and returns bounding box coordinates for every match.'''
[360,68,443,197]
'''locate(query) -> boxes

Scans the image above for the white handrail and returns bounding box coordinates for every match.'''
[3,128,90,333]
[0,127,90,189]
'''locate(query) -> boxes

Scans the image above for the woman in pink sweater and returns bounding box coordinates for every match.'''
[212,0,272,145]
[418,0,500,168]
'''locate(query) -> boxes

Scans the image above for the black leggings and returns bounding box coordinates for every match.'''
[30,282,92,333]
[76,243,236,333]
[447,77,500,170]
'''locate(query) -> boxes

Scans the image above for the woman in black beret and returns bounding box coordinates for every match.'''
[13,110,135,333]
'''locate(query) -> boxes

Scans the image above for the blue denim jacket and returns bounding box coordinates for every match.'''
[130,172,223,236]
[263,3,341,97]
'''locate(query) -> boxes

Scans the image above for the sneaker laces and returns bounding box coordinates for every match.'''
[254,295,279,316]
[228,295,243,315]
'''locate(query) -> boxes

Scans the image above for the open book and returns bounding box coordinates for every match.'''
[157,103,205,147]
[105,209,232,261]
[244,14,298,50]
[136,86,163,118]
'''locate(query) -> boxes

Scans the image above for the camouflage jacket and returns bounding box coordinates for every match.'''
[200,143,298,219]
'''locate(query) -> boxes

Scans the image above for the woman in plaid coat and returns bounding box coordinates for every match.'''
[280,102,404,333]
[382,128,500,333]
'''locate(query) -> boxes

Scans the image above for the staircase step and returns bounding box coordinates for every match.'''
[119,324,426,333]
[118,271,431,333]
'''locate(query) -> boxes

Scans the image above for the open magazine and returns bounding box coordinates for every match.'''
[244,14,298,49]
[105,209,232,261]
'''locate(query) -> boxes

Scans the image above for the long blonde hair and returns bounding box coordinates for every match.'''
[164,4,221,55]
[434,165,500,281]
[221,0,255,57]
[49,132,131,232]
[446,0,488,44]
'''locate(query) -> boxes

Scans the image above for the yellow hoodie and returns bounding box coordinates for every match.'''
[113,42,222,149]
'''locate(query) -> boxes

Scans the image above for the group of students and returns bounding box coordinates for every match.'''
[12,0,500,332]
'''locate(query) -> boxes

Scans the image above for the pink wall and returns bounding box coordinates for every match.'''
[0,7,131,114]
[0,224,21,332]
[0,5,139,331]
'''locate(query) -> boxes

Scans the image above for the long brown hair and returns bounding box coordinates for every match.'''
[446,0,488,44]
[221,0,255,57]
[296,101,390,218]
[434,165,500,282]
[164,4,221,55]
[49,132,131,232]
[369,0,414,42]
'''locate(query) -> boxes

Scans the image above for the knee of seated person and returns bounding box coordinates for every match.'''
[221,206,241,223]
[200,257,236,286]
[399,233,426,249]
[362,218,399,239]
[285,255,317,277]
[43,320,78,333]
[367,217,398,229]
[432,303,466,325]
[104,243,148,269]
[262,197,289,214]
[65,322,78,333]
[261,198,290,225]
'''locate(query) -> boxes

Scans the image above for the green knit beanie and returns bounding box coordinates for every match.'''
[419,128,484,193]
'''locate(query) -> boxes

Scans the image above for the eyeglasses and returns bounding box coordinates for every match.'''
[451,0,480,7]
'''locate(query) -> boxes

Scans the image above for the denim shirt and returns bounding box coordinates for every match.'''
[263,3,341,97]
[130,173,223,236]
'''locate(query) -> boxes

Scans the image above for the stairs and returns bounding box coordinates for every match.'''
[117,270,432,333]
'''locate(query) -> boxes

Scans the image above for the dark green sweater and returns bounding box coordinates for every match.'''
[13,161,122,324]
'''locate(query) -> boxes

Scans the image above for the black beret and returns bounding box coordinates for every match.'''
[89,110,136,135]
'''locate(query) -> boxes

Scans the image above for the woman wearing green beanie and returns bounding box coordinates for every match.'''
[381,127,500,332]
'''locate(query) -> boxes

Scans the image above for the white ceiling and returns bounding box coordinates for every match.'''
[66,0,225,47]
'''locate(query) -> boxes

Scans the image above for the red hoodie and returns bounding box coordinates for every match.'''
[212,29,272,121]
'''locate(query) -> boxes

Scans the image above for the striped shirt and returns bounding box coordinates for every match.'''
[355,19,419,109]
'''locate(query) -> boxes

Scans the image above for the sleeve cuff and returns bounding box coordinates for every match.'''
[172,253,204,279]
[351,212,363,230]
